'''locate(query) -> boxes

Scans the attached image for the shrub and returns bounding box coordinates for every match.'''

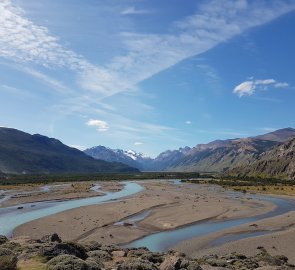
[46,254,88,270]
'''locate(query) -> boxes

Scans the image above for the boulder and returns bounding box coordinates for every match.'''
[112,250,127,258]
[40,242,87,260]
[159,255,182,270]
[0,235,8,245]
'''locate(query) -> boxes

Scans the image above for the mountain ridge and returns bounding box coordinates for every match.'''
[0,127,138,174]
[85,128,295,174]
[229,136,295,180]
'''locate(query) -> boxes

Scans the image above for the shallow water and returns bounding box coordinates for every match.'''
[115,210,151,226]
[0,182,144,237]
[125,192,295,252]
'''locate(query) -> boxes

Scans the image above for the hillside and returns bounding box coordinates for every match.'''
[84,128,295,173]
[164,128,295,172]
[0,128,138,174]
[167,138,278,172]
[229,137,295,180]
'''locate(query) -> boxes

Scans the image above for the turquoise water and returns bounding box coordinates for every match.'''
[0,182,144,237]
[125,193,295,251]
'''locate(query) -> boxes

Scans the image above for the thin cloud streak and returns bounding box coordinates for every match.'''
[121,6,151,15]
[1,0,295,100]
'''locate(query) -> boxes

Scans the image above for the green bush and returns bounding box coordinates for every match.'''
[46,254,88,270]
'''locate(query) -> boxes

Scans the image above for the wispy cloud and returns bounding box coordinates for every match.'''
[121,6,151,15]
[134,141,143,146]
[1,84,34,98]
[233,78,289,97]
[185,120,191,125]
[86,119,109,132]
[1,0,295,100]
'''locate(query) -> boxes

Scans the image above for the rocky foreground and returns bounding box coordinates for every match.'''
[0,234,294,270]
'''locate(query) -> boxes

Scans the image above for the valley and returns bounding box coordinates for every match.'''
[1,179,295,269]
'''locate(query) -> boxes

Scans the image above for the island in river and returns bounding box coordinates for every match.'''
[0,179,295,269]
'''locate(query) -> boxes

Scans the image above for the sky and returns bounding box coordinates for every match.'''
[1,0,295,157]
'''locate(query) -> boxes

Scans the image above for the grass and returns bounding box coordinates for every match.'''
[17,256,46,270]
[184,178,295,196]
[231,185,295,196]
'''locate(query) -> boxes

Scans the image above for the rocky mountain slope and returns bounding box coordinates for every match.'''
[0,128,138,174]
[167,128,295,173]
[230,137,295,180]
[84,146,153,171]
[85,128,295,173]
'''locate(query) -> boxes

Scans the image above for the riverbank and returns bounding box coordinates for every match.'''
[174,201,295,264]
[13,181,274,246]
[0,181,124,207]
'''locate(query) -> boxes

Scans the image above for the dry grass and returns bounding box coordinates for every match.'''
[231,185,295,196]
[17,256,46,270]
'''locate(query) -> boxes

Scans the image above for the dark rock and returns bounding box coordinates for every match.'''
[40,242,88,260]
[0,235,8,245]
[46,254,88,270]
[50,233,62,243]
[41,233,62,243]
[118,258,158,270]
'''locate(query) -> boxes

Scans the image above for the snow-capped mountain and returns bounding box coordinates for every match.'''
[84,146,153,170]
[84,145,192,171]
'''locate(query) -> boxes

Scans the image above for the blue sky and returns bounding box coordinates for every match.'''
[1,0,295,157]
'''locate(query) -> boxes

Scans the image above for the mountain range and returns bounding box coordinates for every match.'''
[229,136,295,180]
[0,127,138,174]
[1,126,295,179]
[85,128,295,179]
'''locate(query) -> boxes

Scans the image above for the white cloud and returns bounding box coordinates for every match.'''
[121,6,151,15]
[274,82,289,88]
[86,119,109,132]
[134,142,143,146]
[233,78,289,97]
[233,81,255,97]
[1,0,295,100]
[185,120,191,124]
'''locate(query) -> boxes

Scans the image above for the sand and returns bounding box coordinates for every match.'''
[174,203,295,264]
[9,180,295,264]
[0,181,123,207]
[13,181,274,245]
